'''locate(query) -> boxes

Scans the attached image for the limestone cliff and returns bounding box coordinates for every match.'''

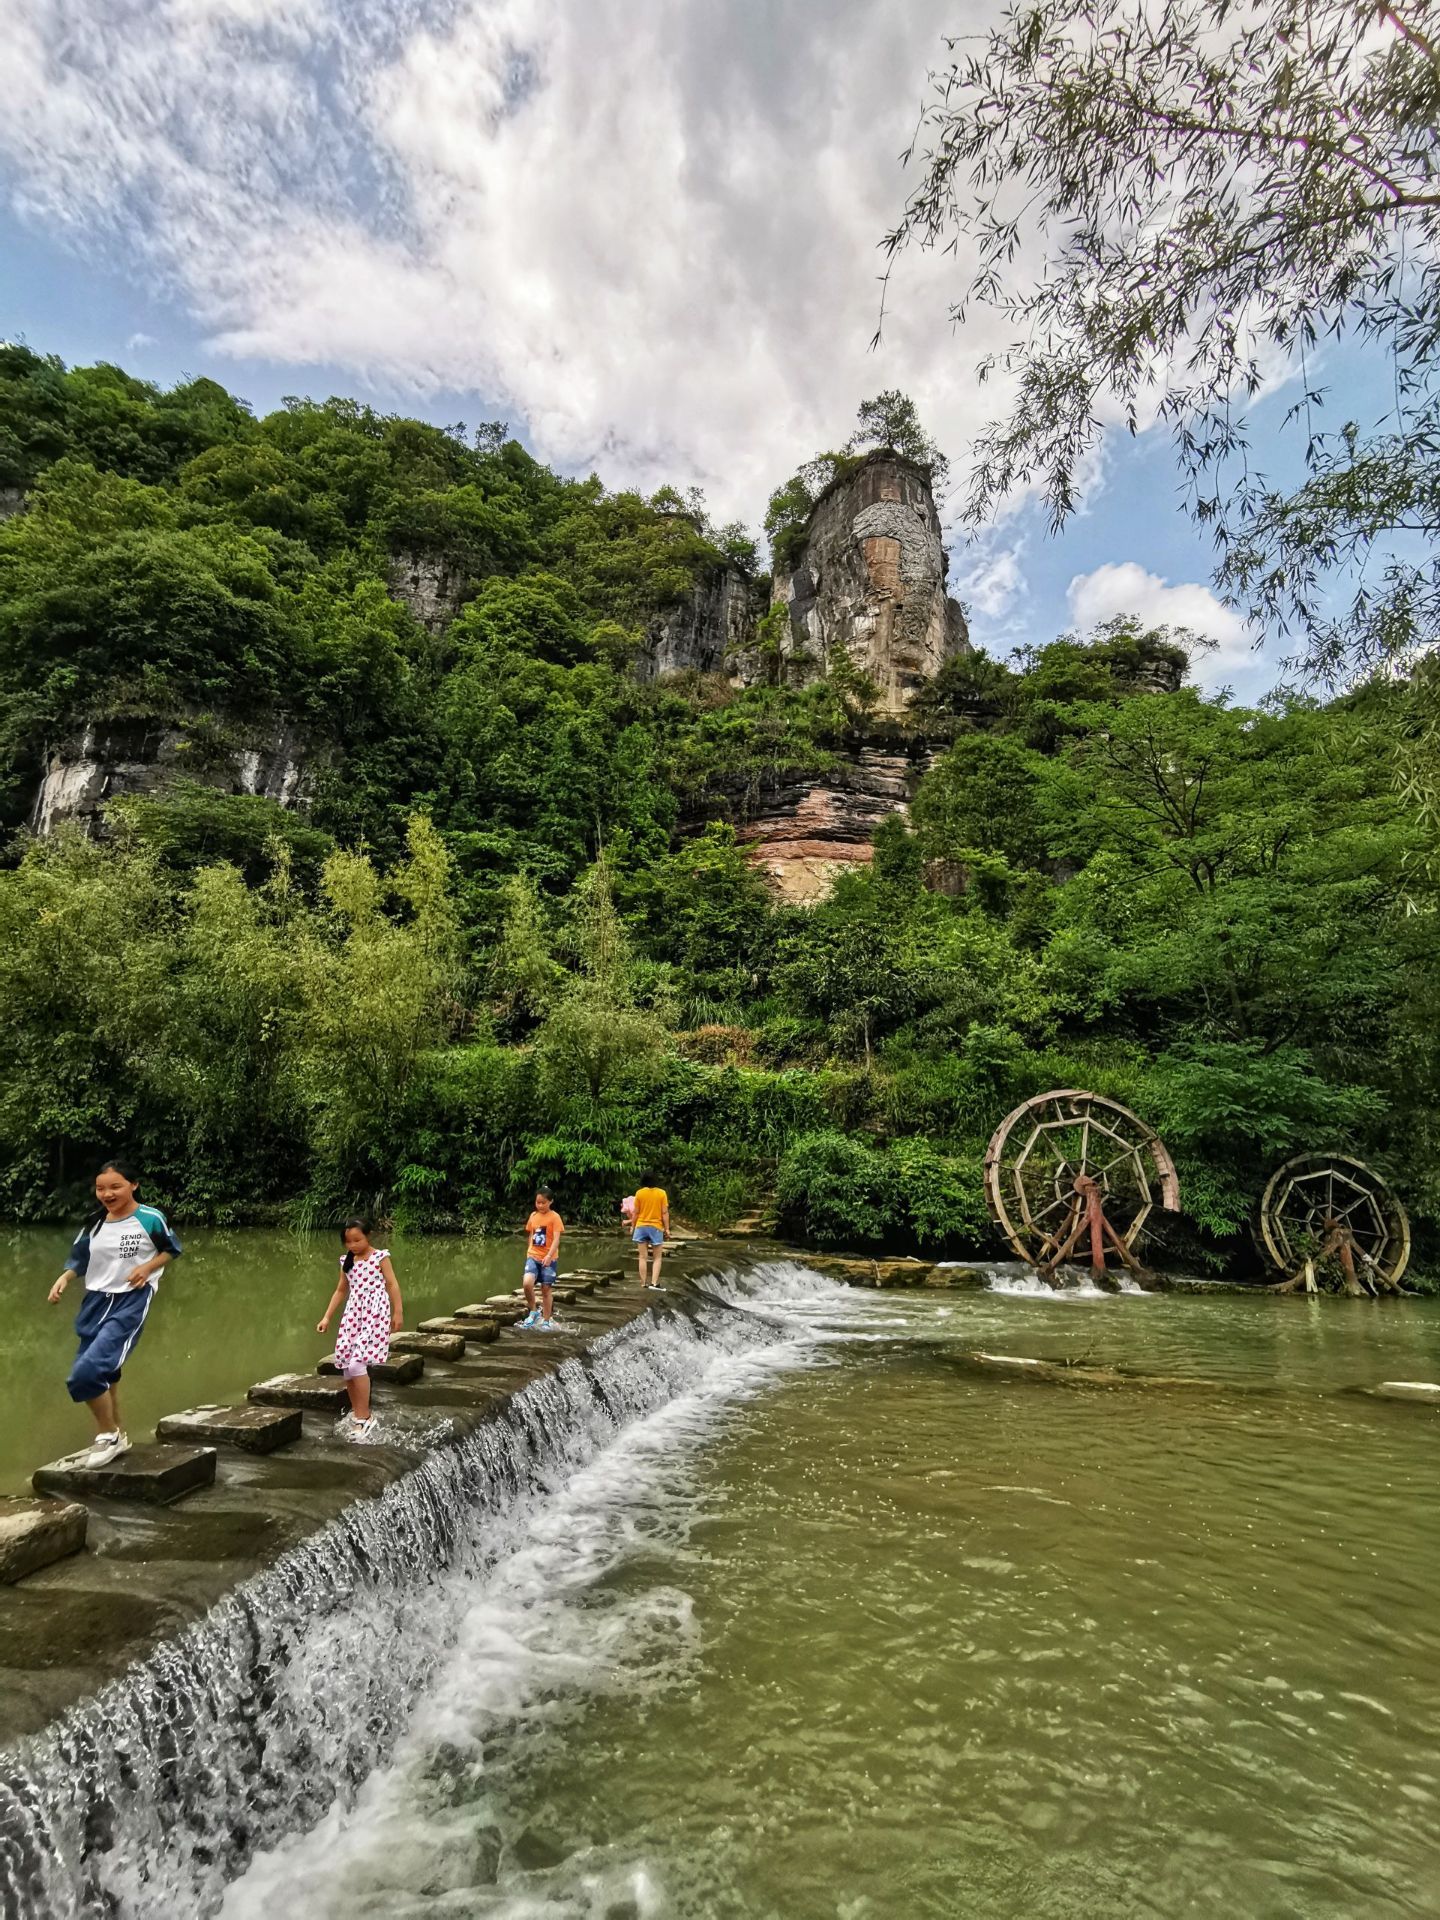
[386,548,468,636]
[770,451,970,712]
[637,561,763,680]
[31,718,314,836]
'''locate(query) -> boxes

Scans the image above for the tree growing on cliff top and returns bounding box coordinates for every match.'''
[883,1,1439,690]
[764,392,949,568]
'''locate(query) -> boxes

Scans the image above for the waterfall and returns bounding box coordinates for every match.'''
[0,1281,812,1920]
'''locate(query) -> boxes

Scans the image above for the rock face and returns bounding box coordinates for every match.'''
[771,452,971,712]
[31,718,313,836]
[737,746,937,904]
[387,547,468,634]
[637,562,762,680]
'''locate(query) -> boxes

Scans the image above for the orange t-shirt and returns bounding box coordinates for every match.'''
[526,1210,564,1257]
[633,1188,668,1231]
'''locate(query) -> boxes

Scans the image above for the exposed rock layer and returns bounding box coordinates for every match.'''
[734,746,936,904]
[31,718,313,835]
[771,452,970,712]
[637,563,763,679]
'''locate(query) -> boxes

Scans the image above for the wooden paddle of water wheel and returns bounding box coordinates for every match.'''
[1258,1154,1411,1294]
[984,1090,1181,1285]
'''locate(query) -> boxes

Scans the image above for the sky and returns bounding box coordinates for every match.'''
[0,0,1391,703]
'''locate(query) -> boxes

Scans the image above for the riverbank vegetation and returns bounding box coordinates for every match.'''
[0,346,1435,1270]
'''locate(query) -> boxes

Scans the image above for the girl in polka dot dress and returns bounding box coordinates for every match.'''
[317,1217,403,1442]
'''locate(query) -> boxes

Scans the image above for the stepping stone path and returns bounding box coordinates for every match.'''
[419,1316,502,1343]
[0,1497,87,1584]
[249,1374,351,1413]
[157,1405,302,1454]
[33,1445,216,1507]
[389,1331,466,1360]
[317,1353,424,1385]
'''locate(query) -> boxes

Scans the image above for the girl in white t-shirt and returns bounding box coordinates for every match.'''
[47,1158,183,1468]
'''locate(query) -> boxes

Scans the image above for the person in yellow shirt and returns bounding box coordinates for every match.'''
[521,1189,565,1330]
[630,1177,670,1290]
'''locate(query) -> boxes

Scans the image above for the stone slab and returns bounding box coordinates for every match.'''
[452,1301,524,1320]
[0,1498,88,1584]
[418,1317,502,1343]
[317,1353,424,1385]
[157,1405,302,1454]
[388,1331,466,1361]
[248,1374,350,1413]
[33,1445,217,1507]
[1373,1380,1440,1401]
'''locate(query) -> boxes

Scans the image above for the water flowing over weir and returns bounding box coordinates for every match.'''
[0,1265,828,1920]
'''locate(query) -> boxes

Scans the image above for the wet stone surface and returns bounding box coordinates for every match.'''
[0,1499,87,1585]
[0,1280,672,1749]
[157,1404,303,1453]
[32,1444,217,1506]
[317,1353,424,1385]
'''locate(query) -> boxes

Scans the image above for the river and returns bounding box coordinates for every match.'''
[2,1246,1437,1917]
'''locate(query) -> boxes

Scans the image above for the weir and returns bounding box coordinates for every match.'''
[0,1258,798,1918]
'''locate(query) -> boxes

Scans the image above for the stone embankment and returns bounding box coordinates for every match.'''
[0,1256,695,1750]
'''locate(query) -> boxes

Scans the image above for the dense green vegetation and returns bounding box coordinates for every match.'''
[0,346,1435,1273]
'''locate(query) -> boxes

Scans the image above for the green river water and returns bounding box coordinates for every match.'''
[3,1238,1438,1916]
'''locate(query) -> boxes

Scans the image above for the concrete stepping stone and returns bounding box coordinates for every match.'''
[0,1497,88,1584]
[33,1444,216,1507]
[388,1331,466,1361]
[453,1301,524,1320]
[157,1405,302,1454]
[249,1374,351,1413]
[418,1316,501,1343]
[318,1353,424,1385]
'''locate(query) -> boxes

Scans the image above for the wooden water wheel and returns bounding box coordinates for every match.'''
[983,1090,1181,1284]
[1259,1154,1411,1294]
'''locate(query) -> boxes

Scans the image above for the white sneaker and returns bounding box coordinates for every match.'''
[84,1430,130,1469]
[349,1417,379,1444]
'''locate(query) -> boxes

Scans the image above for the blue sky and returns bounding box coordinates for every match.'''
[0,0,1398,706]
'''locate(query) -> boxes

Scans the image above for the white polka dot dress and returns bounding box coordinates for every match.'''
[333,1249,393,1370]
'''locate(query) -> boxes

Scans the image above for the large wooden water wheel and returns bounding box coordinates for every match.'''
[984,1090,1181,1284]
[1259,1154,1411,1294]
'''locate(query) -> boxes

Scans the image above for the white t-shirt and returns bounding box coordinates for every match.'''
[69,1206,183,1294]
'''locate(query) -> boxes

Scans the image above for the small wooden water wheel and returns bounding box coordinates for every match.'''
[984,1090,1181,1284]
[1259,1154,1411,1294]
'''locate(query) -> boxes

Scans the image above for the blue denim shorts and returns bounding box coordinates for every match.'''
[632,1227,664,1247]
[524,1258,558,1285]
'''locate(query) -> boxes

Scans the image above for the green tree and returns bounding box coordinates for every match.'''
[885,0,1440,689]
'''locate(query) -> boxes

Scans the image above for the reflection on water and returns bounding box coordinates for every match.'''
[213,1264,1440,1920]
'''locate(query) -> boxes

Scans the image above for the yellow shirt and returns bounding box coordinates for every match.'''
[633,1187,668,1231]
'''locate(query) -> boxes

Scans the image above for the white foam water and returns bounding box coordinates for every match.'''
[0,1271,840,1920]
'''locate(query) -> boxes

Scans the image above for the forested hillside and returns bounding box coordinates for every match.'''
[1,345,1434,1271]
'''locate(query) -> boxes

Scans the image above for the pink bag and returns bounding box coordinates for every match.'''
[620,1195,637,1223]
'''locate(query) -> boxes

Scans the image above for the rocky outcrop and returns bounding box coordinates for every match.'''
[31,718,313,836]
[735,746,936,904]
[637,562,762,680]
[386,548,467,634]
[771,452,971,712]
[0,488,25,523]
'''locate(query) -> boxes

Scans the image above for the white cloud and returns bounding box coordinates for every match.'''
[1066,561,1259,689]
[0,0,1035,528]
[125,331,156,351]
[954,538,1026,622]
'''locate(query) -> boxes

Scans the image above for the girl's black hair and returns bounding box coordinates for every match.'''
[340,1215,371,1274]
[91,1157,141,1228]
[535,1187,553,1202]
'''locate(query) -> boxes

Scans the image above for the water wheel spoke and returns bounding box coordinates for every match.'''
[986,1090,1180,1285]
[1260,1154,1410,1295]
